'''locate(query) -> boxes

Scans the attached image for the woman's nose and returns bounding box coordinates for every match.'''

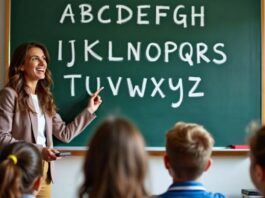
[39,58,46,66]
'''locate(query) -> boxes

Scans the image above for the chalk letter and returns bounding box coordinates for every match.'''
[84,40,103,61]
[108,41,124,61]
[127,78,147,97]
[191,6,205,27]
[179,42,193,66]
[146,43,161,62]
[164,41,178,62]
[156,6,170,24]
[128,42,141,61]
[79,4,93,23]
[85,76,101,95]
[59,4,75,24]
[116,5,133,24]
[58,40,62,61]
[151,77,165,98]
[213,43,227,65]
[98,5,111,24]
[169,78,183,108]
[188,76,204,97]
[67,40,76,67]
[173,5,187,28]
[197,42,210,64]
[137,5,150,25]
[107,77,122,96]
[64,74,82,96]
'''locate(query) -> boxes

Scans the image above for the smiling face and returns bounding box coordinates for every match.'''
[21,47,47,87]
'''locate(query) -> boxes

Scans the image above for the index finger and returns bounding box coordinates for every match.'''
[93,87,104,96]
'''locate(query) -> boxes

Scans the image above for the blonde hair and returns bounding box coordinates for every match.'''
[166,122,214,180]
[79,117,148,198]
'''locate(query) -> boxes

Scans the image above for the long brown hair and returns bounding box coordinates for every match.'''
[7,42,56,116]
[0,142,43,198]
[79,117,148,198]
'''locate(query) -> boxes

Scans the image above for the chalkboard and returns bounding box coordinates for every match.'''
[7,0,264,147]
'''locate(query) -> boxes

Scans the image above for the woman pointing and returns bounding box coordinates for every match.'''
[0,42,103,198]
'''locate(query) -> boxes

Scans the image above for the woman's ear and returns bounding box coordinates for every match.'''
[20,65,24,71]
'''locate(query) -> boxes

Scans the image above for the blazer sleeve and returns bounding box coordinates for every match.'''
[52,108,96,143]
[0,87,18,144]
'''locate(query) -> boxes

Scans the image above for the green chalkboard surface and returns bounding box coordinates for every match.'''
[9,0,262,147]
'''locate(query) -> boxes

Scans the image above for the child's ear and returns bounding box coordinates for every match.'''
[164,154,176,178]
[33,176,43,192]
[253,164,265,183]
[163,154,170,169]
[204,159,212,172]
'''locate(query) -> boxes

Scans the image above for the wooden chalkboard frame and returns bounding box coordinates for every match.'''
[4,0,265,155]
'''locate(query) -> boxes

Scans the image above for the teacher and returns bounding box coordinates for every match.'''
[0,42,103,198]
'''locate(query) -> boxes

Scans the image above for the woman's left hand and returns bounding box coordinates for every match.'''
[87,87,104,114]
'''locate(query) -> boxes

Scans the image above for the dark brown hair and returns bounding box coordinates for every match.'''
[79,117,148,198]
[249,126,265,167]
[7,42,56,116]
[166,122,214,180]
[0,142,43,198]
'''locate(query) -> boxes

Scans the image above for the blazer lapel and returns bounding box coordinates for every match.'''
[28,97,38,143]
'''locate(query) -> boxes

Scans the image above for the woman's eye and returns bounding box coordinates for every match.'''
[31,57,39,61]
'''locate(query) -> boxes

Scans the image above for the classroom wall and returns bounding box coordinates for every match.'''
[0,0,5,88]
[53,155,253,198]
[0,0,255,197]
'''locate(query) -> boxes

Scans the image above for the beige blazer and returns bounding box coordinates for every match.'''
[0,87,96,180]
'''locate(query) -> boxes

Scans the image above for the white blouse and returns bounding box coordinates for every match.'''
[31,94,46,146]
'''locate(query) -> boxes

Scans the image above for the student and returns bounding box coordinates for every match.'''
[157,122,225,198]
[249,125,265,195]
[0,42,103,197]
[0,142,43,198]
[79,117,149,198]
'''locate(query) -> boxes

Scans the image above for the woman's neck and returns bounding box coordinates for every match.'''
[26,82,38,94]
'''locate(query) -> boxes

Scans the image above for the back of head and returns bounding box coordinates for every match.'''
[79,117,148,198]
[249,126,265,167]
[0,142,43,198]
[166,122,214,181]
[249,126,265,194]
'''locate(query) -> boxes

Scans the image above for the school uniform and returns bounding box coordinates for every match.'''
[157,181,225,198]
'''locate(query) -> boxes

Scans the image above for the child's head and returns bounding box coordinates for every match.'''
[164,122,214,181]
[0,142,43,198]
[79,116,148,198]
[249,126,265,195]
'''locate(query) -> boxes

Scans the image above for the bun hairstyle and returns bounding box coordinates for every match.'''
[0,142,43,198]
